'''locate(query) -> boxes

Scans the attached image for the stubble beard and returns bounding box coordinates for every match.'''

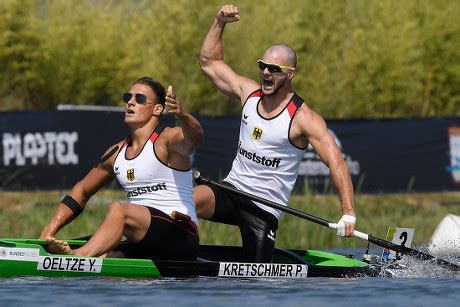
[260,76,287,97]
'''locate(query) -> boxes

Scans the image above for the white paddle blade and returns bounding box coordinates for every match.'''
[428,214,460,257]
[381,227,415,262]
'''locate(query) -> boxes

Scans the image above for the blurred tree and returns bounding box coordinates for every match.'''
[0,0,458,118]
[415,0,460,116]
[33,0,141,107]
[0,0,42,109]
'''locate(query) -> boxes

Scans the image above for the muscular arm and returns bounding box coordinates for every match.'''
[168,112,204,156]
[314,133,355,216]
[164,86,203,157]
[295,108,355,228]
[39,144,119,239]
[199,5,259,103]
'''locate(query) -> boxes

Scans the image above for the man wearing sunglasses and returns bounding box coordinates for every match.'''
[40,76,203,261]
[194,4,356,262]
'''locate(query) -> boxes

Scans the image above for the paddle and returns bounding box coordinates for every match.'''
[193,172,459,271]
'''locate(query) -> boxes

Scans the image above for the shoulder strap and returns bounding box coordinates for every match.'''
[242,89,263,108]
[286,93,304,119]
[247,89,262,100]
[150,122,167,143]
[120,136,131,150]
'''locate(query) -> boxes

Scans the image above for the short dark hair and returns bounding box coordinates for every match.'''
[133,77,166,106]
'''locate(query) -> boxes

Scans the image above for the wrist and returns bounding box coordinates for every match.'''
[214,18,227,27]
[176,111,188,120]
[340,214,356,224]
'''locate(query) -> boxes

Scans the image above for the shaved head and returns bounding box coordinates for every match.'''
[266,44,297,68]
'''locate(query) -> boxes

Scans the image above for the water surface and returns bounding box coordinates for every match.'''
[1,275,459,307]
[1,248,458,307]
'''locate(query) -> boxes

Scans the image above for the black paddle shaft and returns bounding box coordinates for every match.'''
[368,235,458,267]
[195,175,459,271]
[195,175,330,227]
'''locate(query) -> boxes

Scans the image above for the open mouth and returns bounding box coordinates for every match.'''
[126,108,135,115]
[263,79,273,88]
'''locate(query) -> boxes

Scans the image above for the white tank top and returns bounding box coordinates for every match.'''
[113,128,198,225]
[225,89,306,220]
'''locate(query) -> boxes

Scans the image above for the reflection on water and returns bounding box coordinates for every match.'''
[0,247,459,307]
[1,276,459,307]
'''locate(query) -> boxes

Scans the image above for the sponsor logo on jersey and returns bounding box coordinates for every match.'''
[242,114,248,125]
[37,256,102,273]
[252,127,263,140]
[127,183,167,198]
[267,229,276,241]
[218,263,308,278]
[127,168,135,182]
[238,142,282,168]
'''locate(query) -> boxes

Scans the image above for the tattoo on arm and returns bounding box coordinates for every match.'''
[94,145,119,168]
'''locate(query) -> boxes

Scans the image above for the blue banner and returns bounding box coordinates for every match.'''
[1,111,459,193]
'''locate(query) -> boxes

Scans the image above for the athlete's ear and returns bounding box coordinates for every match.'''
[287,69,295,80]
[153,103,164,116]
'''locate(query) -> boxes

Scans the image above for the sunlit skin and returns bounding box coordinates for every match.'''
[259,49,294,98]
[196,4,355,236]
[124,84,163,129]
[40,81,203,257]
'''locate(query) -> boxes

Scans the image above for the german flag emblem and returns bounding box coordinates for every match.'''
[127,168,135,182]
[252,127,263,140]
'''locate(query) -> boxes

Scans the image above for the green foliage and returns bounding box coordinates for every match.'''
[275,193,460,249]
[2,190,458,249]
[0,0,458,117]
[0,0,42,109]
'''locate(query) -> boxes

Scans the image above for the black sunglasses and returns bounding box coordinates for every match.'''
[122,92,153,104]
[257,59,294,73]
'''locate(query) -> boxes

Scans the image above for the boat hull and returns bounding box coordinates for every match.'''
[0,238,379,278]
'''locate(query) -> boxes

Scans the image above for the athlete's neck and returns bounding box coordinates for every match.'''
[129,120,159,148]
[260,88,294,115]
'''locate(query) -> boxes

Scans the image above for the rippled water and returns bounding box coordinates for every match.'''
[1,275,459,307]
